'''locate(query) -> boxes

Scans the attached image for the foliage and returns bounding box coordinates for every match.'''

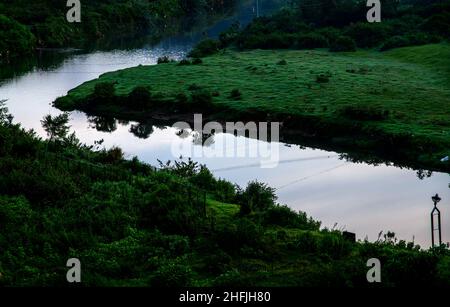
[188,39,221,58]
[40,113,70,141]
[0,14,35,62]
[0,118,449,286]
[329,36,357,52]
[55,44,450,172]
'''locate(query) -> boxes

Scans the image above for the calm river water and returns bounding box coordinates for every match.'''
[0,0,449,247]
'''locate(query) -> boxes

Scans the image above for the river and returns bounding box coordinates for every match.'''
[0,0,449,247]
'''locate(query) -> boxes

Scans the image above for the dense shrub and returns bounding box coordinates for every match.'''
[421,11,450,39]
[237,181,277,214]
[188,39,221,58]
[344,22,392,48]
[329,36,357,52]
[178,59,191,66]
[92,82,116,101]
[128,86,152,110]
[0,14,35,61]
[157,56,171,64]
[295,33,329,49]
[192,58,203,65]
[339,105,389,121]
[316,73,331,83]
[262,205,321,230]
[380,33,441,51]
[229,89,242,100]
[190,90,213,108]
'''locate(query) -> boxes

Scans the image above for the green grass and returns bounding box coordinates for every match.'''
[57,44,450,170]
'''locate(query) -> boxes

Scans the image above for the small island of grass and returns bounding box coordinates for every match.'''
[55,44,450,172]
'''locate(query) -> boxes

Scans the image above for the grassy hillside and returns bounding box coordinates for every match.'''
[1,113,450,286]
[55,44,450,171]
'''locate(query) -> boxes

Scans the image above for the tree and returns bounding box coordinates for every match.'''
[0,99,13,124]
[41,113,70,141]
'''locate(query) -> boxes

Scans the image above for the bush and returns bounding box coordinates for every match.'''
[340,105,389,121]
[236,181,277,214]
[192,58,203,65]
[344,22,392,48]
[150,261,193,287]
[329,36,357,52]
[316,73,331,83]
[128,86,152,110]
[104,146,124,164]
[421,12,450,39]
[188,84,202,91]
[262,205,320,230]
[188,39,221,58]
[93,82,116,101]
[0,15,35,61]
[219,22,240,47]
[178,59,191,66]
[175,92,189,104]
[157,56,171,64]
[229,89,242,100]
[380,32,441,51]
[295,33,329,49]
[191,90,213,108]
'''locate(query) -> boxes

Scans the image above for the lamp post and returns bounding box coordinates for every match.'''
[431,194,442,247]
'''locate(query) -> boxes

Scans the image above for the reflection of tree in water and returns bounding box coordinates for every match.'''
[174,128,215,147]
[416,169,433,180]
[118,119,130,126]
[88,116,117,133]
[130,122,154,139]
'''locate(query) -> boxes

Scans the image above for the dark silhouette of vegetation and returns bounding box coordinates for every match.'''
[0,0,241,60]
[188,39,221,58]
[0,106,449,286]
[218,0,450,53]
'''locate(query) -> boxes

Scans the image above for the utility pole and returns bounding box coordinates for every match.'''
[256,0,260,17]
[431,194,442,247]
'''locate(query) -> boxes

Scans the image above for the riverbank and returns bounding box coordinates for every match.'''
[0,0,239,62]
[1,115,450,286]
[55,44,450,172]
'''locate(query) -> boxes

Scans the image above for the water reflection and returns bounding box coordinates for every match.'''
[129,122,155,140]
[0,0,448,248]
[88,116,117,133]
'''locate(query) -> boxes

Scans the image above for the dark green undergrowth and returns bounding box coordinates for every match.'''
[1,106,450,286]
[54,45,450,172]
[0,0,240,61]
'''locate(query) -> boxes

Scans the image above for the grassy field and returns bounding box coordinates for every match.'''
[56,44,450,171]
[2,118,450,286]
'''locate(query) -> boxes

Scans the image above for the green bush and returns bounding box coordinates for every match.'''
[316,73,331,83]
[190,90,213,108]
[178,59,191,66]
[339,105,389,121]
[262,205,321,230]
[150,261,194,287]
[329,36,357,52]
[188,39,221,58]
[236,181,277,214]
[92,82,116,101]
[0,14,35,61]
[380,32,441,51]
[192,58,203,65]
[295,33,329,49]
[128,86,152,110]
[229,89,242,100]
[344,22,392,48]
[157,56,171,64]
